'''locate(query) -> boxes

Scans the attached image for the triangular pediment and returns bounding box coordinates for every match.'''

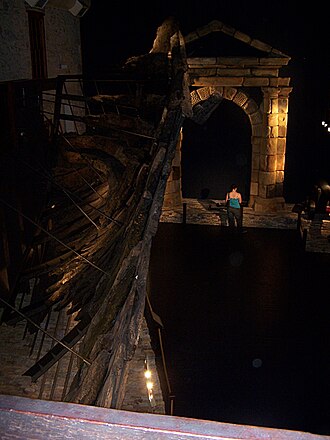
[184,20,290,61]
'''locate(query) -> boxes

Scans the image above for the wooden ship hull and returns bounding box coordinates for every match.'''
[0,17,191,410]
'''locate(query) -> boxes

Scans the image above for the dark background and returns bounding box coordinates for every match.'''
[80,1,330,204]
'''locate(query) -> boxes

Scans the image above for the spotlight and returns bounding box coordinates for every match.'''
[144,370,151,379]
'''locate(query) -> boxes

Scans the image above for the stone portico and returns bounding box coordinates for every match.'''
[164,20,292,212]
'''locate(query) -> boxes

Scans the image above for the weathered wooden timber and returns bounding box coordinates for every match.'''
[1,17,191,409]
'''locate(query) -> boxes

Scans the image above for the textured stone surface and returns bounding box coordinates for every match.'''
[0,1,82,81]
[0,0,31,80]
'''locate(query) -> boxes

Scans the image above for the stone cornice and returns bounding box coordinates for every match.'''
[187,57,290,68]
[189,77,291,87]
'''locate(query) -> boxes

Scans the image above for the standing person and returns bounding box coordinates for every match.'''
[225,184,244,231]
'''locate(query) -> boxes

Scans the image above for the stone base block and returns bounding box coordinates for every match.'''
[163,193,182,209]
[249,196,286,212]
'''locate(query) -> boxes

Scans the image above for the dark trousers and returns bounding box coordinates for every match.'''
[227,206,242,229]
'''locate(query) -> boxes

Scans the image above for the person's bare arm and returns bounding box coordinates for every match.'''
[238,193,242,203]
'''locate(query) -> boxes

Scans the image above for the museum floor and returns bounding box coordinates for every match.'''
[160,198,330,253]
[148,199,330,435]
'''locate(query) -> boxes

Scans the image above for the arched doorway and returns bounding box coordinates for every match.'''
[164,83,292,212]
[181,99,252,202]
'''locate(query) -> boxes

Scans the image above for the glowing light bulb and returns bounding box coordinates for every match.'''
[146,381,153,390]
[144,370,151,379]
[148,389,154,401]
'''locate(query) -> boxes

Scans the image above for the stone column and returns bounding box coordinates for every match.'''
[163,128,183,208]
[277,87,292,196]
[251,86,291,212]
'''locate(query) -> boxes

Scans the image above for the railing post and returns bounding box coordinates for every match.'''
[297,211,301,231]
[302,228,307,249]
[51,76,65,141]
[7,81,18,149]
[169,394,175,416]
[182,202,187,224]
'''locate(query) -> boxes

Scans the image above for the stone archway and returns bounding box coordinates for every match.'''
[163,19,292,213]
[189,86,259,205]
[164,84,292,212]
